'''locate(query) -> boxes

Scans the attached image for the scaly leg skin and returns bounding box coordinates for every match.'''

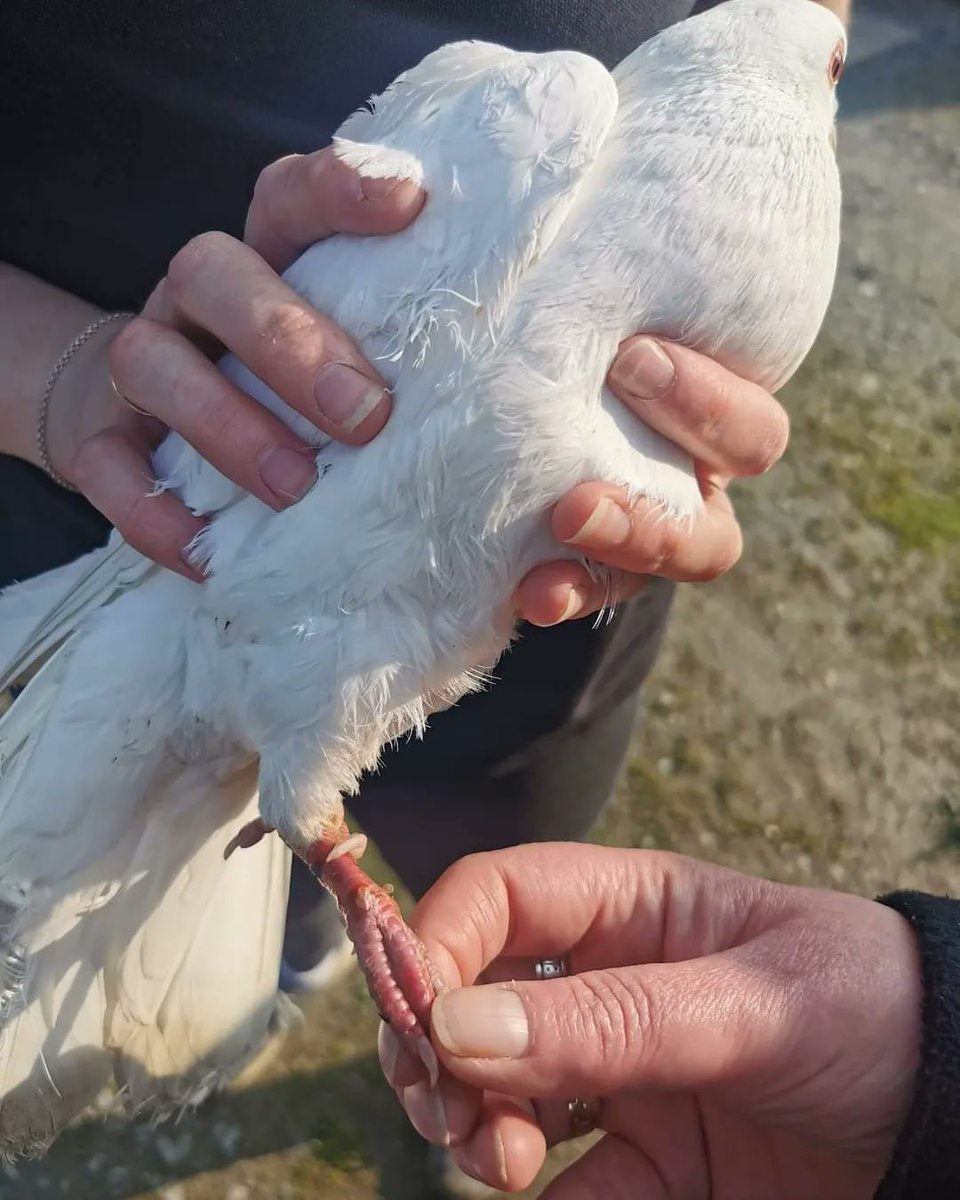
[226,818,443,1085]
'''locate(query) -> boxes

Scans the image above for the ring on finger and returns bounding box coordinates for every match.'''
[533,957,569,980]
[567,1097,602,1139]
[110,373,152,418]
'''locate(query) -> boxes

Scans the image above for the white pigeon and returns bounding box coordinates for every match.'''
[0,0,844,1156]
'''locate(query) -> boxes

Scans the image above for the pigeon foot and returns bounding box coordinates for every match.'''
[226,817,443,1083]
[309,826,443,1085]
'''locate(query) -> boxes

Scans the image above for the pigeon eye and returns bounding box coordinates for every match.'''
[828,44,845,86]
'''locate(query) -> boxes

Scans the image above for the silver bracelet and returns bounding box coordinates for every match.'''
[36,310,135,492]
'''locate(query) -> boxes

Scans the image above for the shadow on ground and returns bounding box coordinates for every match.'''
[8,1046,440,1200]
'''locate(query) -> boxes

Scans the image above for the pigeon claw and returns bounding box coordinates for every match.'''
[307,832,443,1086]
[224,818,274,859]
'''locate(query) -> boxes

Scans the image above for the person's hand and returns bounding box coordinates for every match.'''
[379,844,921,1197]
[44,147,424,578]
[514,340,790,625]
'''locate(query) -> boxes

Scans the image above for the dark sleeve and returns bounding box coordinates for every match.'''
[873,891,960,1200]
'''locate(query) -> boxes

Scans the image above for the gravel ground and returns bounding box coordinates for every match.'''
[4,2,959,1196]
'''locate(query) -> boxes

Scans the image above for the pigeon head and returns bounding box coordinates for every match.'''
[617,0,847,144]
[726,0,848,127]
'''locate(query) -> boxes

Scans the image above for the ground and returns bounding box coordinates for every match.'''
[5,1,958,1196]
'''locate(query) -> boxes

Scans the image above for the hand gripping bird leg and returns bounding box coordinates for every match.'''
[226,817,443,1085]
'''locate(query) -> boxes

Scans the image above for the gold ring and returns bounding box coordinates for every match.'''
[567,1097,601,1138]
[110,373,152,418]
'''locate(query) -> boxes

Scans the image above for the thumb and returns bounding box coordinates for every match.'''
[430,952,794,1099]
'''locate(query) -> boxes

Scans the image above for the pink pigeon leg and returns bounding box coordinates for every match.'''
[307,829,444,1085]
[226,816,444,1082]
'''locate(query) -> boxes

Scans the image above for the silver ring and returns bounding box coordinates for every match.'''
[533,956,568,980]
[567,1096,601,1138]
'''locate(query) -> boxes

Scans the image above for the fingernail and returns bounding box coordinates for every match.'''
[493,1129,509,1191]
[452,1148,489,1189]
[179,536,208,581]
[564,497,632,548]
[610,336,675,400]
[178,551,206,582]
[539,589,586,627]
[378,1021,400,1087]
[314,362,387,432]
[257,445,317,506]
[359,174,401,201]
[402,1081,451,1146]
[432,988,529,1059]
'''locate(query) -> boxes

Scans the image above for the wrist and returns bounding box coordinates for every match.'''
[0,263,103,467]
[874,891,960,1199]
[39,313,135,488]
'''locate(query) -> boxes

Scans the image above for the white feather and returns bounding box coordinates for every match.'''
[0,754,288,1156]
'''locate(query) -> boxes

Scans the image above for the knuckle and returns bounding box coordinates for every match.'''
[108,316,158,376]
[750,408,791,475]
[567,972,656,1070]
[67,431,108,494]
[693,525,743,583]
[250,156,297,223]
[305,145,339,192]
[697,382,734,447]
[452,849,495,879]
[166,230,235,299]
[722,528,745,573]
[253,157,289,200]
[257,300,321,351]
[442,852,505,922]
[118,494,178,566]
[642,517,684,576]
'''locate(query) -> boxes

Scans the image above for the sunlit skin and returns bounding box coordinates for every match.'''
[380,844,919,1198]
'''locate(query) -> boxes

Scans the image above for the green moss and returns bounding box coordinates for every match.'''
[784,359,960,556]
[858,468,960,551]
[309,1119,365,1172]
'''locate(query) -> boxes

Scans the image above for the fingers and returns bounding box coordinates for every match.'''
[110,318,319,510]
[395,1072,483,1149]
[69,428,205,580]
[608,337,789,478]
[513,560,646,626]
[379,1023,545,1192]
[152,232,390,443]
[244,146,425,272]
[68,147,421,578]
[410,847,782,1101]
[412,845,762,993]
[449,1096,546,1194]
[428,949,791,1100]
[522,337,781,621]
[551,478,742,583]
[379,1022,482,1143]
[540,1133,663,1200]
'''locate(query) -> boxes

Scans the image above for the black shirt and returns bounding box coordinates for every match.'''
[1,0,697,308]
